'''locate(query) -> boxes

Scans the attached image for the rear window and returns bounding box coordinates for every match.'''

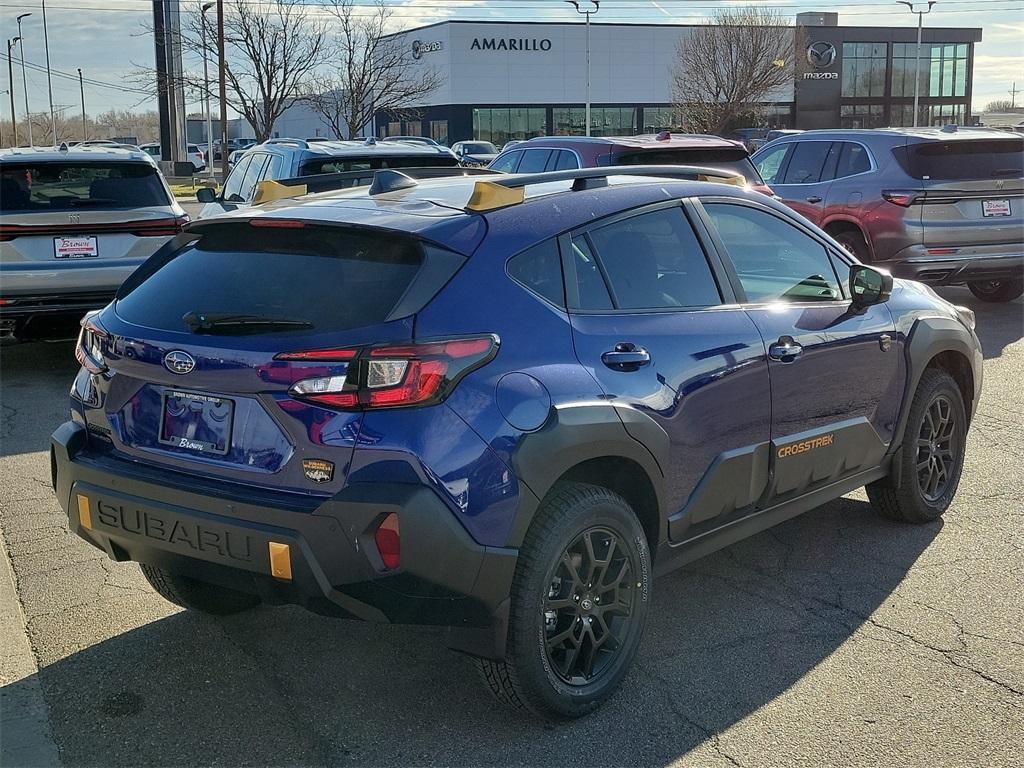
[0,162,170,212]
[116,224,463,334]
[301,154,458,175]
[613,148,765,184]
[895,138,1024,181]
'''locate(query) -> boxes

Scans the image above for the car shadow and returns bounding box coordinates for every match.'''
[2,498,940,767]
[1,340,80,457]
[935,286,1023,361]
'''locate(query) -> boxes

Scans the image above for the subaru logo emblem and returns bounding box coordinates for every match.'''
[807,41,837,69]
[164,350,196,375]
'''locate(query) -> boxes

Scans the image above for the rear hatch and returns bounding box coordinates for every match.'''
[0,160,184,290]
[83,220,469,495]
[893,136,1024,252]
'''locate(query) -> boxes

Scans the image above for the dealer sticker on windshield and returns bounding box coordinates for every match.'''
[53,236,99,258]
[982,199,1011,217]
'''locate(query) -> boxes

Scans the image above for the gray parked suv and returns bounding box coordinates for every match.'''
[0,145,186,340]
[752,127,1024,301]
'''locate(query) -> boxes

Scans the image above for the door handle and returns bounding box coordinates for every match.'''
[602,342,651,371]
[768,336,803,363]
[806,195,822,204]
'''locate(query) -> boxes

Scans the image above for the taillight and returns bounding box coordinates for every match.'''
[277,334,498,410]
[882,190,920,207]
[375,513,400,570]
[75,311,107,374]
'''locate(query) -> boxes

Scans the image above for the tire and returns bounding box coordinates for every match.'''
[867,369,967,523]
[140,564,260,615]
[967,278,1024,303]
[475,482,651,720]
[832,228,870,263]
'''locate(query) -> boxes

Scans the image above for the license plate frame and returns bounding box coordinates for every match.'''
[982,199,1011,218]
[53,235,99,259]
[158,390,234,456]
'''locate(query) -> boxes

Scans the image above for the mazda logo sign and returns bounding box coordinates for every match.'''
[807,41,837,69]
[411,39,442,59]
[164,350,196,375]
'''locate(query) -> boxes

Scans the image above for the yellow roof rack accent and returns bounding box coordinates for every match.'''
[465,181,526,212]
[253,179,307,205]
[697,172,745,187]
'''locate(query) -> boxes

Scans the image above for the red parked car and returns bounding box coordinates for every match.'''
[488,133,774,195]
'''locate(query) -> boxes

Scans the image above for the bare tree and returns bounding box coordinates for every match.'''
[672,7,794,134]
[302,0,443,139]
[984,100,1019,113]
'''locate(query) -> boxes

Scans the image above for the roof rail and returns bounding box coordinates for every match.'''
[263,138,310,149]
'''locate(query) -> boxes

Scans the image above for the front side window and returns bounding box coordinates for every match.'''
[517,149,552,173]
[237,154,271,202]
[586,208,721,310]
[220,155,252,202]
[754,144,791,186]
[489,151,522,173]
[704,203,842,303]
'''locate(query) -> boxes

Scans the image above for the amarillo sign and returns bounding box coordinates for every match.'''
[471,37,552,51]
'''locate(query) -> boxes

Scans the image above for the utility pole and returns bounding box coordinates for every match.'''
[78,67,86,141]
[202,1,215,178]
[217,0,228,178]
[1010,82,1020,109]
[16,13,31,145]
[898,1,936,128]
[565,1,600,136]
[6,38,18,145]
[42,0,56,143]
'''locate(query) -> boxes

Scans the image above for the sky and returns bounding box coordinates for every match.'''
[0,0,1021,123]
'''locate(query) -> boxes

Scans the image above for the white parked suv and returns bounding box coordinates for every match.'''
[0,144,187,341]
[139,142,207,171]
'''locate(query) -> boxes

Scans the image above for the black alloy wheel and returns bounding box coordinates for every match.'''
[916,394,959,503]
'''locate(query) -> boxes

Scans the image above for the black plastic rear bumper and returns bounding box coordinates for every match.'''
[886,254,1024,285]
[51,421,517,659]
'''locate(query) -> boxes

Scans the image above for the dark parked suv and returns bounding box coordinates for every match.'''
[53,166,981,720]
[489,134,773,195]
[752,127,1024,302]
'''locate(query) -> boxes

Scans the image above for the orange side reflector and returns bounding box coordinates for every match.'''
[268,542,292,581]
[77,494,92,530]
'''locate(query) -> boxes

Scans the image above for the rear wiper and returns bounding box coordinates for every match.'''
[991,169,1020,178]
[183,311,313,334]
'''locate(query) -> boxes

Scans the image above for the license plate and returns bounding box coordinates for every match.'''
[159,391,234,455]
[982,199,1011,217]
[53,235,98,258]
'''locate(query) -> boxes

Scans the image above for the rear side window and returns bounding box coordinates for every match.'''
[895,138,1024,180]
[0,162,169,212]
[614,148,765,184]
[781,142,832,184]
[302,155,459,175]
[507,240,565,307]
[116,225,462,333]
[835,142,872,178]
[587,208,722,309]
[552,150,579,171]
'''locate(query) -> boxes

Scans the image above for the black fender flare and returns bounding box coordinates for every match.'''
[503,403,667,549]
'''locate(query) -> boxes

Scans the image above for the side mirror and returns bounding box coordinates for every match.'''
[850,264,893,307]
[195,186,217,203]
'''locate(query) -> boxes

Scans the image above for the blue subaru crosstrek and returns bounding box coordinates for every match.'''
[51,166,982,719]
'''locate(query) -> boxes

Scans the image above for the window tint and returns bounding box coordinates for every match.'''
[894,138,1024,180]
[781,141,832,184]
[221,155,252,202]
[116,225,447,333]
[754,144,790,185]
[835,142,871,178]
[517,149,552,173]
[489,151,522,173]
[0,162,170,212]
[588,208,721,309]
[508,240,565,307]
[553,150,578,170]
[704,204,841,303]
[570,236,613,310]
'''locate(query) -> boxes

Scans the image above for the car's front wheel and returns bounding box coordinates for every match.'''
[967,278,1024,303]
[475,482,651,719]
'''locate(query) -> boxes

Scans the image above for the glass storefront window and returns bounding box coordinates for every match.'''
[892,42,967,98]
[842,42,887,98]
[552,107,636,136]
[473,108,545,144]
[430,120,448,145]
[840,104,885,129]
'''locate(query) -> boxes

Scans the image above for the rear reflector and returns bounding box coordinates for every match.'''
[77,494,92,530]
[268,542,293,580]
[375,513,400,570]
[926,248,960,255]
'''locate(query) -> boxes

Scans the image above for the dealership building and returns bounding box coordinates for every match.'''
[368,12,980,145]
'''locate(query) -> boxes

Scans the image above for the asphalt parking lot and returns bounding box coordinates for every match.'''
[0,287,1021,768]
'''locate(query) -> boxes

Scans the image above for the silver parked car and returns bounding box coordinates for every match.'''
[752,127,1024,301]
[0,145,187,341]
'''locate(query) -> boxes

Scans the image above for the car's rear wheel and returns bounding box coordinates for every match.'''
[967,278,1024,303]
[867,369,966,523]
[140,564,260,615]
[475,482,651,720]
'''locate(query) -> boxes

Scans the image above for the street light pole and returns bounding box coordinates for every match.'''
[78,67,86,141]
[6,38,19,145]
[201,1,215,178]
[217,0,228,178]
[42,0,57,143]
[566,1,600,137]
[16,13,32,145]
[898,1,936,128]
